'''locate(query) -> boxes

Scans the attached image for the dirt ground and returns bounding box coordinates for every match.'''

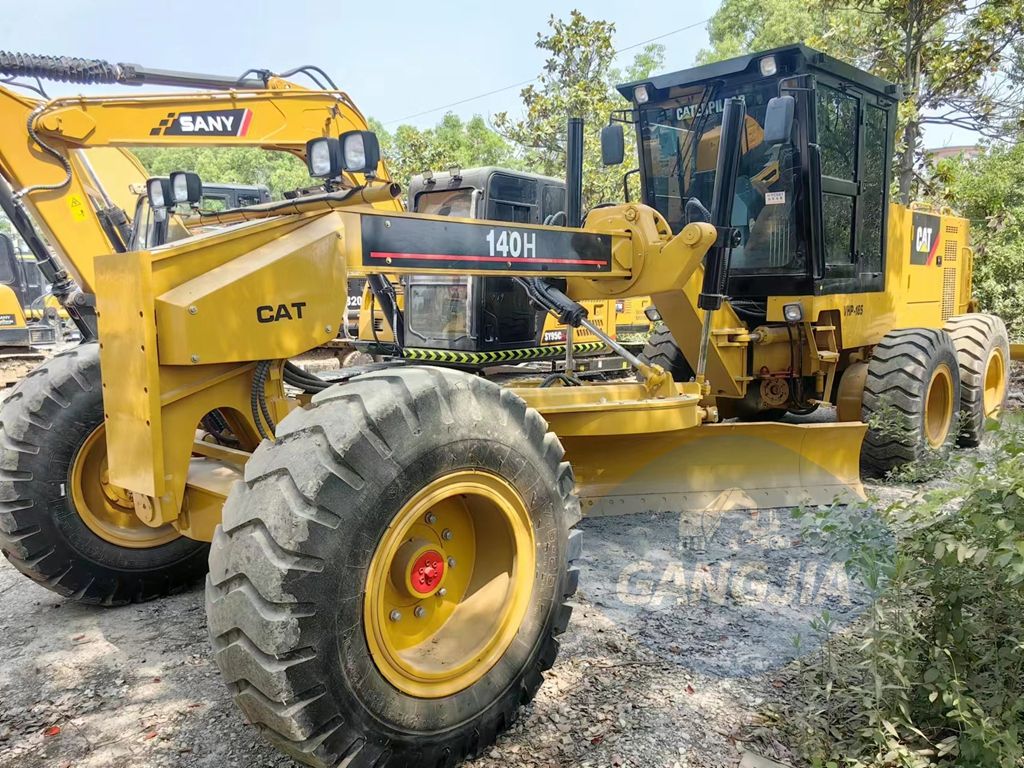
[0,364,1019,768]
[0,503,876,768]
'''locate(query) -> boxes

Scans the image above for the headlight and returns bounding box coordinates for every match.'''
[146,177,170,209]
[644,305,662,323]
[305,137,342,178]
[343,134,365,169]
[783,302,804,323]
[759,55,778,77]
[169,171,202,205]
[339,130,381,175]
[633,84,650,104]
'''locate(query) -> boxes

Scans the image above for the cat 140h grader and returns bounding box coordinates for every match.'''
[0,45,1010,767]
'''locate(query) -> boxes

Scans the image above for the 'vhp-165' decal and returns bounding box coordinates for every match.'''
[361,216,612,274]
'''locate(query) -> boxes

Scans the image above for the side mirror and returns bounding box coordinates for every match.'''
[339,130,381,177]
[763,95,795,145]
[169,171,203,205]
[600,123,625,166]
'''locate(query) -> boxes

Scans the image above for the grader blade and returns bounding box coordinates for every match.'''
[561,421,867,517]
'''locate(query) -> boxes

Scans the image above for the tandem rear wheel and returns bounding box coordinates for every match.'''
[206,366,581,767]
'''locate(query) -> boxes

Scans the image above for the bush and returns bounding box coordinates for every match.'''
[788,414,1024,766]
[935,144,1024,340]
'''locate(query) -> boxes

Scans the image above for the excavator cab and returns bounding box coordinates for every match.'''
[606,44,898,306]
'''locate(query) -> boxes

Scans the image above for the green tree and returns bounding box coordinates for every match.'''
[133,146,311,198]
[493,11,664,209]
[935,143,1024,339]
[697,0,822,63]
[699,0,1024,203]
[372,113,518,187]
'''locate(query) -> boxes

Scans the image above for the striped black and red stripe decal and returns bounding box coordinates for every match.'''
[361,215,612,274]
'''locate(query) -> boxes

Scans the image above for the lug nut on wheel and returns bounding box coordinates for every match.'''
[442,528,453,540]
[425,512,437,524]
[389,610,402,622]
[447,556,456,568]
[437,588,447,597]
[414,606,426,618]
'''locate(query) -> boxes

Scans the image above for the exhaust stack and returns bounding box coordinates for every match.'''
[566,117,584,228]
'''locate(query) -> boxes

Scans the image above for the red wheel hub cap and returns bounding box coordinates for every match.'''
[410,550,445,594]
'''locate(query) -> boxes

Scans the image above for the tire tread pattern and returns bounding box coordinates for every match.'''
[861,328,961,475]
[943,313,1010,447]
[206,366,581,768]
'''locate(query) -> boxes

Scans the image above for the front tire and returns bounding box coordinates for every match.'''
[0,344,208,604]
[206,366,580,767]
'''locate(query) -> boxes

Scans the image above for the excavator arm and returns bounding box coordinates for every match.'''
[0,53,397,298]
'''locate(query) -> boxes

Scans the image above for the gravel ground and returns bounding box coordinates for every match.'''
[0,502,877,768]
[0,364,1019,768]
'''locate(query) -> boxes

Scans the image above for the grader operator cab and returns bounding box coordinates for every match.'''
[603,44,1009,468]
[0,46,1011,768]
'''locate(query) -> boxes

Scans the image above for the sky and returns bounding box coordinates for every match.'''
[0,0,972,148]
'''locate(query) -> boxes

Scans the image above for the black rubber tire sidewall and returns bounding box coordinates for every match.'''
[208,367,579,767]
[861,329,962,476]
[0,344,208,604]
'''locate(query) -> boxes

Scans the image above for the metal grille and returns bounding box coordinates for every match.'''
[942,267,957,320]
[945,224,959,235]
[944,239,958,263]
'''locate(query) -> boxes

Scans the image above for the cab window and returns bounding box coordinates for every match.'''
[414,188,476,218]
[487,173,536,223]
[814,81,889,290]
[639,78,803,275]
[817,85,859,278]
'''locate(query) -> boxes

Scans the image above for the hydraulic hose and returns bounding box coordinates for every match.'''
[16,103,72,200]
[0,52,124,85]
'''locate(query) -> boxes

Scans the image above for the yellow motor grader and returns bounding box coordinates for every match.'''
[0,45,1010,768]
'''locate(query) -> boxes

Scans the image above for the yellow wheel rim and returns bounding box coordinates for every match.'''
[70,425,179,549]
[982,346,1007,418]
[923,364,954,449]
[364,470,536,699]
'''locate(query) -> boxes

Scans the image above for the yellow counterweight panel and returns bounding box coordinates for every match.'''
[156,215,347,365]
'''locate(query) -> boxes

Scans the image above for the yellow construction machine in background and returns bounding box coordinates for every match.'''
[0,50,403,356]
[354,165,651,376]
[0,45,1012,768]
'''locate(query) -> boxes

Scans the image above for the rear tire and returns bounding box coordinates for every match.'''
[206,366,580,768]
[944,313,1010,447]
[861,328,961,476]
[0,344,208,605]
